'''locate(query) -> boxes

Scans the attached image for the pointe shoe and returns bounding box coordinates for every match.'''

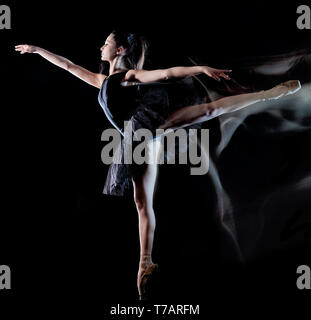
[262,80,301,101]
[137,263,159,300]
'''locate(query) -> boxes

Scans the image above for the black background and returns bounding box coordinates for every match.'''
[1,0,311,318]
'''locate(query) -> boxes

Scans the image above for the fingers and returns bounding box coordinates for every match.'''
[219,69,232,79]
[220,72,231,80]
[15,45,24,53]
[211,73,227,81]
[213,71,232,81]
[209,68,232,81]
[15,44,26,49]
[14,44,28,54]
[205,67,233,81]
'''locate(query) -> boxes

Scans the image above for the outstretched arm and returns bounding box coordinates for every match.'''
[15,44,106,88]
[124,65,232,83]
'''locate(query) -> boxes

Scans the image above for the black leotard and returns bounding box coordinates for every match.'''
[98,71,203,196]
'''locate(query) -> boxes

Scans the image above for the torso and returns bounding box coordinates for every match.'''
[98,71,141,135]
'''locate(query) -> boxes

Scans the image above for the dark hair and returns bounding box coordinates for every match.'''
[111,29,149,70]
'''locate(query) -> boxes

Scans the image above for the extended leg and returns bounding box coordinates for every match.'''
[159,80,301,130]
[160,91,264,130]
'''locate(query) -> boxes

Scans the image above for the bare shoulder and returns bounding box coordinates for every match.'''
[123,69,139,81]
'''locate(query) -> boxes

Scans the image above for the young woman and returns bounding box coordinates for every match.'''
[15,30,301,300]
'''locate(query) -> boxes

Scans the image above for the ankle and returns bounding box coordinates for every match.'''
[139,254,153,270]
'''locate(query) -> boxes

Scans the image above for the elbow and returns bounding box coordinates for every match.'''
[66,62,75,72]
[66,62,72,72]
[163,69,170,80]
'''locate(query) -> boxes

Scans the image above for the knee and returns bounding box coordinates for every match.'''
[205,102,223,117]
[204,103,215,116]
[134,193,154,218]
[134,191,147,212]
[134,197,146,213]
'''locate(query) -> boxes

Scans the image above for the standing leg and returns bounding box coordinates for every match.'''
[132,139,162,299]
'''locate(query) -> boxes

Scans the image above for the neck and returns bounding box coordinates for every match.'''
[109,56,127,75]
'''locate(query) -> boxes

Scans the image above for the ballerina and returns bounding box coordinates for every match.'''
[15,30,301,300]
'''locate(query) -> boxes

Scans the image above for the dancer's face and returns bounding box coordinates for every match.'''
[100,33,124,62]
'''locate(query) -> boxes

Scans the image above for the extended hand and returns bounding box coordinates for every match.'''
[201,66,232,81]
[15,44,38,54]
